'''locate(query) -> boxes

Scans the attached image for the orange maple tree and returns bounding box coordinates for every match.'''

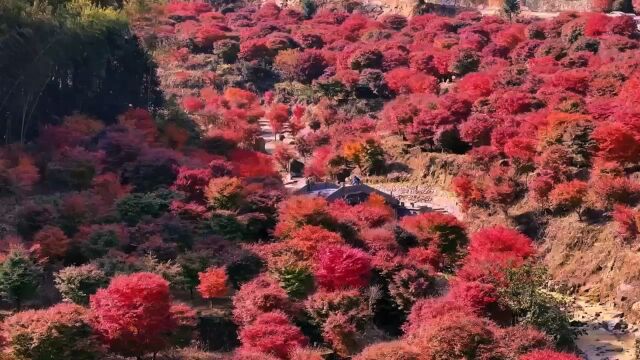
[197,267,228,305]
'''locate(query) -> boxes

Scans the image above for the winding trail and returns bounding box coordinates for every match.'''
[258,115,308,189]
[258,117,277,154]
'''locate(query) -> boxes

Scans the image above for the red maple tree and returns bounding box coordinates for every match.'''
[197,267,228,304]
[90,272,179,358]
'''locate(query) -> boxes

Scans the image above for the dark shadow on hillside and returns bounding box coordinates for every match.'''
[386,161,413,174]
[0,5,163,143]
[512,211,548,240]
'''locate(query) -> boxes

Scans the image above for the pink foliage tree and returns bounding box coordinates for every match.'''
[313,245,372,291]
[90,273,189,358]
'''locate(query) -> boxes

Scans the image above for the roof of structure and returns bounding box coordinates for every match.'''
[294,182,400,206]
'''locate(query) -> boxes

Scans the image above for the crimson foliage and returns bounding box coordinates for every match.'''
[90,272,182,358]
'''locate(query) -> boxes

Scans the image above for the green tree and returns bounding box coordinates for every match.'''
[116,190,174,225]
[276,266,314,299]
[177,251,212,299]
[3,303,101,360]
[226,253,264,289]
[362,138,387,175]
[499,263,577,350]
[0,247,42,310]
[503,0,521,22]
[301,0,317,19]
[209,213,246,241]
[54,264,108,305]
[137,255,184,288]
[0,0,161,144]
[79,226,122,260]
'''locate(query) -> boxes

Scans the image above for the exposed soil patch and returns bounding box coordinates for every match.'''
[368,181,464,219]
[570,296,639,360]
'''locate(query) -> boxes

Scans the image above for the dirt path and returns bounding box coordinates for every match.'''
[367,182,464,219]
[258,115,308,189]
[571,298,638,360]
[258,115,297,154]
[258,117,277,154]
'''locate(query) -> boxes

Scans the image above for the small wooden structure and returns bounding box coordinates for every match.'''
[295,182,400,208]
